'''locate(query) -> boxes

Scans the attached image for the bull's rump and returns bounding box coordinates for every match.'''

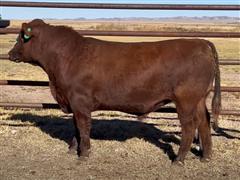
[70,38,214,113]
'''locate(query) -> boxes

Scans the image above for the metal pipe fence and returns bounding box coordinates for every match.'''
[1,28,240,38]
[0,54,239,65]
[0,102,239,116]
[0,80,240,93]
[0,1,239,115]
[1,1,239,10]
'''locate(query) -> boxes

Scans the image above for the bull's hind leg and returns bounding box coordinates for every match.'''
[195,99,212,162]
[174,101,198,164]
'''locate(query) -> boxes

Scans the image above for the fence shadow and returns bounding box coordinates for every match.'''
[8,113,182,161]
[213,127,240,140]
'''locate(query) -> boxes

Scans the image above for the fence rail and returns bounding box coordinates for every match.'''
[0,54,239,65]
[1,1,240,10]
[0,80,239,93]
[1,28,240,38]
[0,102,239,116]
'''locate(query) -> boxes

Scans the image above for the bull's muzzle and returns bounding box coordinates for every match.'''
[8,50,21,63]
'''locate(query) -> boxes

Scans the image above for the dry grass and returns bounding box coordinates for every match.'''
[0,20,240,179]
[0,108,240,180]
[9,20,240,32]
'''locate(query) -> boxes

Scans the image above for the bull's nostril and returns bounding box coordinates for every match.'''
[7,51,20,62]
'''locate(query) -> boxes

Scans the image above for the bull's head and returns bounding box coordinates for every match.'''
[8,19,46,63]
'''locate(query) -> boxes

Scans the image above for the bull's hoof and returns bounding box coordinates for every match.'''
[68,144,78,155]
[67,148,77,155]
[68,137,78,155]
[76,156,89,165]
[78,156,89,161]
[200,157,211,163]
[172,160,185,166]
[79,149,91,157]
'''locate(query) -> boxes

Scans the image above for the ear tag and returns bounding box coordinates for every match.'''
[27,27,32,32]
[24,34,31,40]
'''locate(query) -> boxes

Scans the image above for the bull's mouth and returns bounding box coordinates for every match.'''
[9,56,21,63]
[14,59,21,63]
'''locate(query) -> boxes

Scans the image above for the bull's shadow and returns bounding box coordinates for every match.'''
[8,112,181,160]
[5,112,240,161]
[20,112,240,161]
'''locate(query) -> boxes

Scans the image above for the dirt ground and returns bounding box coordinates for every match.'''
[0,107,240,180]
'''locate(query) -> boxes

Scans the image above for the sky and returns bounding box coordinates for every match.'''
[1,0,239,20]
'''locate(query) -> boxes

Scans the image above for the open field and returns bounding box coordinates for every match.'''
[8,19,240,32]
[0,20,240,179]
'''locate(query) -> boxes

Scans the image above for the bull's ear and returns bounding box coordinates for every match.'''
[22,20,43,38]
[22,24,34,38]
[21,20,45,43]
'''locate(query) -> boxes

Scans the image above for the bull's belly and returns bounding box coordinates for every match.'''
[94,86,173,115]
[96,99,171,116]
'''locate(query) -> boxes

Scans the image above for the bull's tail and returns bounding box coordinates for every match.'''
[208,41,221,131]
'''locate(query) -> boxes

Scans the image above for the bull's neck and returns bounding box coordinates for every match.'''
[34,35,84,83]
[36,53,64,84]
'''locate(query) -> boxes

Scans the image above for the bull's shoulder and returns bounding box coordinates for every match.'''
[49,80,72,113]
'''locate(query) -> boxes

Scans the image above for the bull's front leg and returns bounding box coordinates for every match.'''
[68,115,79,154]
[71,111,92,159]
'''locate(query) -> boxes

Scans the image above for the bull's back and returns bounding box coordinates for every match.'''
[89,38,214,88]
